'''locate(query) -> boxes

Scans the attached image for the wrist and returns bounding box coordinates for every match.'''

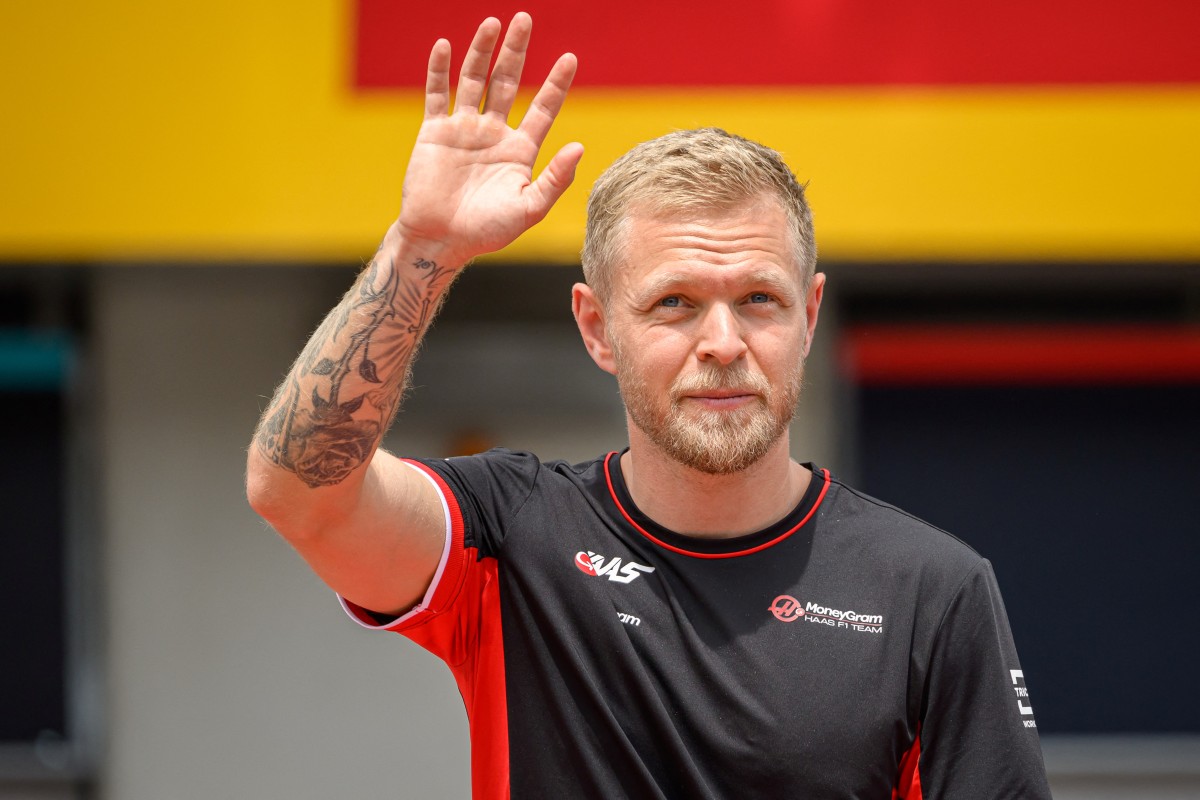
[385,221,474,271]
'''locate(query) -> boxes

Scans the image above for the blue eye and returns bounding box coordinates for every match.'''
[659,296,682,307]
[749,293,771,304]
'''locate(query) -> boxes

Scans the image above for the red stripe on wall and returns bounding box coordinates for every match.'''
[843,325,1200,385]
[355,0,1200,89]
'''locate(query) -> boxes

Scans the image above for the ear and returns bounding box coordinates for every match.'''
[802,272,826,359]
[572,283,618,376]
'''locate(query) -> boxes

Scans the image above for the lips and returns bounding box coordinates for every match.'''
[679,392,760,410]
[687,390,755,400]
[671,367,772,410]
[674,366,769,392]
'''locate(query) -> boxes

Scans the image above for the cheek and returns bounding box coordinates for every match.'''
[750,329,808,374]
[631,325,691,364]
[623,350,672,390]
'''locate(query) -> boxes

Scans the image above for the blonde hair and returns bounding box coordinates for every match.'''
[581,128,816,305]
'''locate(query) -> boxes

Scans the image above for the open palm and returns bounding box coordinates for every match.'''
[395,14,584,262]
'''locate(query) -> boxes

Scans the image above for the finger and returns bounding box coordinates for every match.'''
[525,141,585,224]
[482,12,532,120]
[424,38,452,118]
[518,52,578,148]
[454,17,502,114]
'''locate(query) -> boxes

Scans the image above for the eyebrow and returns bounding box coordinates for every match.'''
[631,269,799,307]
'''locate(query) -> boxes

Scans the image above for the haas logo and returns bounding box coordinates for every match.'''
[769,595,805,622]
[574,551,656,584]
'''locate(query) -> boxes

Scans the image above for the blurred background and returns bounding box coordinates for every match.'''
[1,1,1198,798]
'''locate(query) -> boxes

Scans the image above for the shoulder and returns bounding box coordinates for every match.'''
[404,449,613,554]
[412,448,610,501]
[418,447,606,480]
[817,471,986,586]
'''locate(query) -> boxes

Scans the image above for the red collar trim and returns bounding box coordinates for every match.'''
[602,451,831,559]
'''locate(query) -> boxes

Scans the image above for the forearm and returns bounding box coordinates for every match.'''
[250,224,463,502]
[249,9,579,541]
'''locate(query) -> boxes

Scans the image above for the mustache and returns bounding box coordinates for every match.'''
[671,366,771,397]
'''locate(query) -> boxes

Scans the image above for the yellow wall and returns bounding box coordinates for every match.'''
[3,0,1198,263]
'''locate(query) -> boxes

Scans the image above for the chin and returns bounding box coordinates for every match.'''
[652,415,784,476]
[669,444,775,476]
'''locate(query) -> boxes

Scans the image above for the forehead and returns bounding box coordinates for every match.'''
[615,199,801,294]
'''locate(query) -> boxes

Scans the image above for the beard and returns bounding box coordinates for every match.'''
[614,343,803,475]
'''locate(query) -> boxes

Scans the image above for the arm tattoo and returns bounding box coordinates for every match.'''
[254,255,456,488]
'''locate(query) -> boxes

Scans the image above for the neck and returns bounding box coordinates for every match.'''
[621,426,812,538]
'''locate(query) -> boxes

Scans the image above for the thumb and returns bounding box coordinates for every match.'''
[526,142,584,224]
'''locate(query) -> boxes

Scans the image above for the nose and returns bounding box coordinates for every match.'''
[695,304,748,365]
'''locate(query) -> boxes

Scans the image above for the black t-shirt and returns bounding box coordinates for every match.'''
[342,449,1051,799]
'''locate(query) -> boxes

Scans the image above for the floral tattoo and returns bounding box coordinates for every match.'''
[254,255,455,487]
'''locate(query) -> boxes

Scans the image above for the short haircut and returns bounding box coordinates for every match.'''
[581,128,816,306]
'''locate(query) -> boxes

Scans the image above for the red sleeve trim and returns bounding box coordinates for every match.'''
[893,725,923,800]
[337,460,512,798]
[451,559,509,800]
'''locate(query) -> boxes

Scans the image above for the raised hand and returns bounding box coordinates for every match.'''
[394,12,584,264]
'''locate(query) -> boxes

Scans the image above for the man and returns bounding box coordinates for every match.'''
[247,12,1051,799]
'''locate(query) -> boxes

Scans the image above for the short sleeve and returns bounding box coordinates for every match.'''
[339,452,536,795]
[418,448,543,558]
[339,449,542,662]
[914,560,1053,799]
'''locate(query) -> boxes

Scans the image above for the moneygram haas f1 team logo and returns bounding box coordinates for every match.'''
[770,594,884,633]
[574,551,656,584]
